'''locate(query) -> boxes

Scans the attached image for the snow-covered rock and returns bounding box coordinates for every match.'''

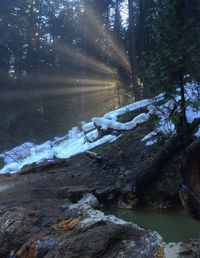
[92,113,149,131]
[79,193,99,208]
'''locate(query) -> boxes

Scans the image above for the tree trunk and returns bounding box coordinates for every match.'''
[128,0,141,100]
[176,0,188,144]
[181,137,200,205]
[179,76,188,144]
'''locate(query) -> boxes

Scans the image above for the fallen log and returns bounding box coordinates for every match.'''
[92,113,150,141]
[19,158,71,175]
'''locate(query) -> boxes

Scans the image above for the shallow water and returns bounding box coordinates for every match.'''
[104,209,200,242]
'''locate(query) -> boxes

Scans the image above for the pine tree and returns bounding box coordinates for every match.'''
[143,0,200,142]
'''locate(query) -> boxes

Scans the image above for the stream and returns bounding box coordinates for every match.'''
[104,209,200,242]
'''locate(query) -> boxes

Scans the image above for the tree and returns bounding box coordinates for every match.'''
[142,0,200,142]
[128,0,141,100]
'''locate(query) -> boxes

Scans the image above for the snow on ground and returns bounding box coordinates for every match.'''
[0,91,164,174]
[92,113,149,131]
[186,106,200,124]
[0,132,116,174]
[0,83,199,174]
[142,83,200,146]
[195,126,200,137]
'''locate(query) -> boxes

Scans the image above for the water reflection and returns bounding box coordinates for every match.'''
[104,208,200,242]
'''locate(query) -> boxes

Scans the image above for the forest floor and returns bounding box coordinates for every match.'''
[0,126,155,210]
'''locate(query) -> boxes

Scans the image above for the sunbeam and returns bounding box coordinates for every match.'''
[55,42,116,76]
[19,74,118,87]
[80,3,131,72]
[1,82,117,100]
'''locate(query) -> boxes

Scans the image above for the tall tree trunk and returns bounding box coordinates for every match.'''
[128,0,141,100]
[179,75,188,144]
[114,0,122,107]
[176,0,188,144]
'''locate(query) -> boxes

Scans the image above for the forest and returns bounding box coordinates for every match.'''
[1,1,200,257]
[1,0,199,150]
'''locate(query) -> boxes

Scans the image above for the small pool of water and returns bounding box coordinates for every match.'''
[104,209,200,242]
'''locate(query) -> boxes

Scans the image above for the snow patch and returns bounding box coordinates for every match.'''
[141,83,200,146]
[93,113,149,131]
[195,126,200,138]
[186,106,200,124]
[0,82,199,174]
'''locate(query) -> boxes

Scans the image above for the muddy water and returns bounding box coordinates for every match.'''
[104,209,200,242]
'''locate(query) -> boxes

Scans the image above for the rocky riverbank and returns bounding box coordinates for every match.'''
[0,119,200,257]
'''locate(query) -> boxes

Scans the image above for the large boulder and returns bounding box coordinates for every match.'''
[15,202,164,258]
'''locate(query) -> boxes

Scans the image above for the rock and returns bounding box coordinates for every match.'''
[0,182,15,193]
[95,186,119,203]
[122,182,136,193]
[9,250,16,258]
[0,207,42,257]
[53,218,81,231]
[16,237,59,258]
[79,193,99,208]
[117,192,138,209]
[59,223,162,258]
[118,196,133,209]
[56,186,94,201]
[16,200,164,258]
[0,173,11,179]
[117,150,124,157]
[164,242,197,258]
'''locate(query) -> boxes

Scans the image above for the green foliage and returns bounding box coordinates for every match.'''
[142,0,200,97]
